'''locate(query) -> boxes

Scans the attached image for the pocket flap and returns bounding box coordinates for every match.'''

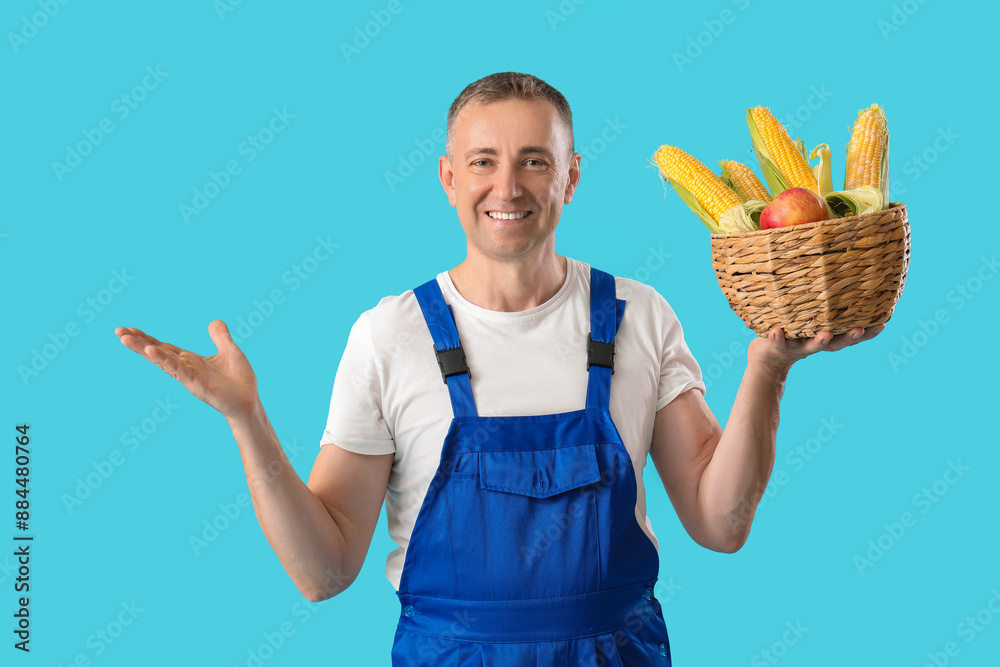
[479,444,601,498]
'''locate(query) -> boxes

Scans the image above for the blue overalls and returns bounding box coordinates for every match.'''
[391,266,672,666]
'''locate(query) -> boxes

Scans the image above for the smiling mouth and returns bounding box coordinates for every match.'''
[487,211,531,220]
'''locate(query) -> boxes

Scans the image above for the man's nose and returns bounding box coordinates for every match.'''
[492,162,523,200]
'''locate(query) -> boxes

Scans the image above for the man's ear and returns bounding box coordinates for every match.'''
[563,152,582,204]
[439,155,457,207]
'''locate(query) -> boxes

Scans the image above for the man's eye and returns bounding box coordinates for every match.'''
[472,159,491,167]
[525,159,546,167]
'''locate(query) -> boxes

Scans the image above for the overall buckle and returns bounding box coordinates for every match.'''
[434,346,470,384]
[587,334,615,373]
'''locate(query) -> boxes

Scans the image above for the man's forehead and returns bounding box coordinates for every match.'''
[456,99,559,129]
[452,98,570,150]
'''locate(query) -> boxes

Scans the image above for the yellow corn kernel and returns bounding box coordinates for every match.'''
[719,160,772,202]
[845,104,888,191]
[654,145,742,222]
[749,106,818,192]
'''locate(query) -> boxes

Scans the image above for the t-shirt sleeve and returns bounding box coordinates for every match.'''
[318,311,396,455]
[655,293,706,411]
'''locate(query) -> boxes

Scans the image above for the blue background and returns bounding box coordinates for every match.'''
[4,0,998,665]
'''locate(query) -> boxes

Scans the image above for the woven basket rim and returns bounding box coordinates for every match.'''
[709,201,907,240]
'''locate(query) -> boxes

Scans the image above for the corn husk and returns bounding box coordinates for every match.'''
[743,200,768,227]
[810,143,833,196]
[794,137,809,162]
[718,203,758,233]
[824,185,884,217]
[662,176,724,233]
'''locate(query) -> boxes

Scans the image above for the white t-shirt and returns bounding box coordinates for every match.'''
[319,257,706,591]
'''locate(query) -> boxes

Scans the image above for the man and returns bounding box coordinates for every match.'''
[115,72,882,665]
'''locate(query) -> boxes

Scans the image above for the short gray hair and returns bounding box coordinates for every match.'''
[445,72,574,159]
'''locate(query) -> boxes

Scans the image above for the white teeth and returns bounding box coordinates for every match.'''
[488,211,529,220]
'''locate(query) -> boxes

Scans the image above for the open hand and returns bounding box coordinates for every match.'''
[115,320,259,421]
[748,324,886,373]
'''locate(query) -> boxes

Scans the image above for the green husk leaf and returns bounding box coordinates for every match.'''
[757,151,791,199]
[809,143,833,196]
[747,109,792,197]
[663,176,724,233]
[878,123,890,209]
[824,186,884,217]
[743,199,767,227]
[718,203,758,233]
[794,137,808,161]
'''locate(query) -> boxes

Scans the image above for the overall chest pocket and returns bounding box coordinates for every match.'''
[450,443,605,599]
[479,444,602,498]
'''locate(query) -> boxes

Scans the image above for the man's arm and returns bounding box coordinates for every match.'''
[229,399,393,602]
[648,366,783,553]
[649,325,884,553]
[115,321,392,602]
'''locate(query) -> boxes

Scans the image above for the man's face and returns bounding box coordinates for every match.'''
[439,98,581,263]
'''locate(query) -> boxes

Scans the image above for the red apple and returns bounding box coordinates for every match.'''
[759,187,829,229]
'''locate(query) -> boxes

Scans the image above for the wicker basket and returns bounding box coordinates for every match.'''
[710,202,910,338]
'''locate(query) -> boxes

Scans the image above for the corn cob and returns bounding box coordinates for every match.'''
[653,145,754,233]
[654,145,742,222]
[845,104,889,206]
[747,106,818,195]
[719,160,772,202]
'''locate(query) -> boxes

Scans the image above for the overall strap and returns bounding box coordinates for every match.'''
[586,267,626,411]
[413,277,478,418]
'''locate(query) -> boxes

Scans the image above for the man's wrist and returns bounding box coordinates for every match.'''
[745,351,791,390]
[755,357,791,381]
[226,396,266,434]
[747,338,793,380]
